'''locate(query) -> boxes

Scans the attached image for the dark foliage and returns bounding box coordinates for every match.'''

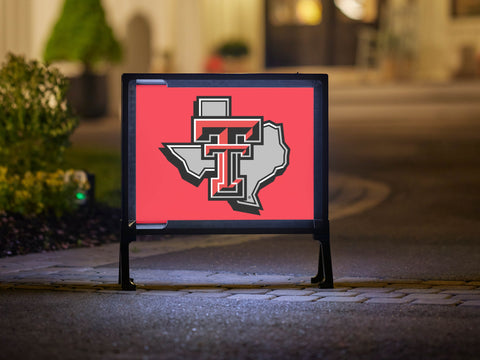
[217,40,249,58]
[43,0,122,70]
[0,204,120,257]
[0,53,78,175]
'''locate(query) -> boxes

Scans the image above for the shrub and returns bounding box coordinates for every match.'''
[43,0,122,72]
[0,53,78,175]
[0,54,84,218]
[0,167,89,217]
[217,40,249,58]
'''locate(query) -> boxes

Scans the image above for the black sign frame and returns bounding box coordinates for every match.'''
[120,73,332,290]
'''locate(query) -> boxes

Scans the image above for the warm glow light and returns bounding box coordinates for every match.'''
[334,0,365,21]
[296,0,322,25]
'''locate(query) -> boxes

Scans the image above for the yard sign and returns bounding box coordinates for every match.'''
[120,74,332,290]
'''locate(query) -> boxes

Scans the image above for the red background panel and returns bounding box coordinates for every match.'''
[136,85,314,222]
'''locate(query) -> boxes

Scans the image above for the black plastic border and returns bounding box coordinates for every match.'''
[122,73,328,233]
[120,73,331,289]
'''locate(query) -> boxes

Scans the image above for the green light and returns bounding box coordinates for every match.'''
[76,192,87,200]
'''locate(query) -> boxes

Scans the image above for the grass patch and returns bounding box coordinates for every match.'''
[63,146,121,208]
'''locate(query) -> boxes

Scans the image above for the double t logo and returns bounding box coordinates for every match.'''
[192,97,262,200]
[160,96,289,215]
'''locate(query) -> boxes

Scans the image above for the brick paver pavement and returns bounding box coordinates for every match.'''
[1,270,479,307]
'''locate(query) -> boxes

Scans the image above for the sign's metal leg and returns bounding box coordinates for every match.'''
[311,234,334,288]
[119,220,136,291]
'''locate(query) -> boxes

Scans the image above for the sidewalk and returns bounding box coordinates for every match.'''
[0,228,479,307]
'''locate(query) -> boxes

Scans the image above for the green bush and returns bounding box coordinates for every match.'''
[0,54,83,217]
[43,0,122,71]
[217,40,249,58]
[0,167,89,217]
[0,53,78,175]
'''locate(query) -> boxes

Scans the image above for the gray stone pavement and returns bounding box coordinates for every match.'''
[1,227,479,307]
[1,271,480,307]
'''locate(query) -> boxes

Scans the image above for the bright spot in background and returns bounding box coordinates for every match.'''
[334,0,365,21]
[296,0,322,25]
[269,0,322,26]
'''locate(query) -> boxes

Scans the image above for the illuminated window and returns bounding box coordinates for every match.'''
[269,0,322,26]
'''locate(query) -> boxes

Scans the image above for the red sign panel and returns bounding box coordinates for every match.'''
[135,85,314,223]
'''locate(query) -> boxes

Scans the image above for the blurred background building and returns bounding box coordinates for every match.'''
[1,0,480,115]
